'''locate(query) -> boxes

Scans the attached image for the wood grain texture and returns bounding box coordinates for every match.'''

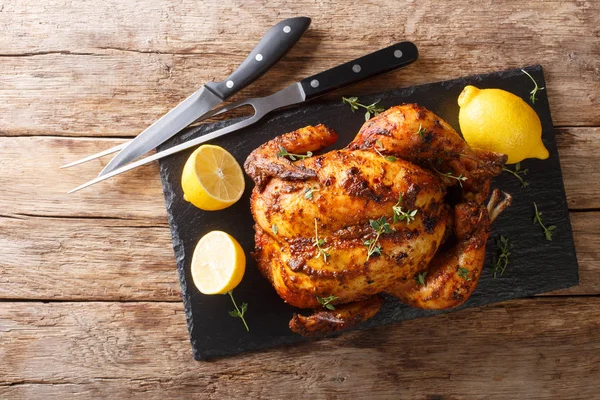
[1,0,599,396]
[0,0,598,136]
[0,130,597,301]
[555,128,600,210]
[0,215,178,301]
[1,298,599,399]
[0,136,167,221]
[0,211,597,300]
[0,128,597,221]
[549,212,600,295]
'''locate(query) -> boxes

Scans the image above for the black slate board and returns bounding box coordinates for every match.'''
[158,65,579,361]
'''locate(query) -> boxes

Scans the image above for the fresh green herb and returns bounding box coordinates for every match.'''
[364,217,392,260]
[533,202,557,241]
[392,194,418,224]
[433,167,468,187]
[271,224,278,235]
[370,216,393,234]
[276,145,313,161]
[227,290,249,331]
[363,238,382,258]
[491,235,510,278]
[503,162,529,188]
[342,96,386,121]
[521,69,545,104]
[457,267,471,281]
[304,187,319,200]
[316,294,338,311]
[416,124,426,138]
[313,218,331,261]
[415,271,427,286]
[374,140,396,162]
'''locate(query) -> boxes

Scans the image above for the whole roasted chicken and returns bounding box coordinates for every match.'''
[244,104,512,336]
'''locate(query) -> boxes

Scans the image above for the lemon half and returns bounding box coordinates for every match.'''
[181,144,245,210]
[458,85,549,164]
[191,231,246,295]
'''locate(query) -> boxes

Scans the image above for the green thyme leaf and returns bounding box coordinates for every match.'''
[533,202,557,241]
[316,294,338,310]
[343,96,385,121]
[457,267,471,281]
[521,69,545,104]
[415,271,427,286]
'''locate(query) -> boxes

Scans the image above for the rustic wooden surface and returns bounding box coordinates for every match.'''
[1,0,599,398]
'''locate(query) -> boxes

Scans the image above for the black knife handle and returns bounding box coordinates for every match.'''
[205,17,311,100]
[299,42,418,100]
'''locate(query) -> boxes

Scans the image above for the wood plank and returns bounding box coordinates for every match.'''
[0,0,599,136]
[0,215,178,301]
[556,128,600,210]
[1,211,597,301]
[547,212,600,295]
[0,129,597,301]
[0,128,597,221]
[1,298,599,399]
[0,136,167,221]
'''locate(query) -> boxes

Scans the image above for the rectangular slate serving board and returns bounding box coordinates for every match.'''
[158,65,579,361]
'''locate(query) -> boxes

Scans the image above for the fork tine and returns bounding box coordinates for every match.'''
[195,98,258,121]
[60,142,127,169]
[61,99,255,169]
[68,111,261,194]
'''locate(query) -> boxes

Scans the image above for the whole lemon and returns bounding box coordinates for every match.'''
[458,85,549,164]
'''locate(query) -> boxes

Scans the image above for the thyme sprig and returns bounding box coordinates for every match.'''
[457,267,471,281]
[432,166,468,187]
[313,218,331,261]
[227,290,249,331]
[276,145,313,161]
[533,202,557,241]
[316,294,338,311]
[503,162,529,187]
[342,96,386,121]
[415,271,427,286]
[416,124,426,138]
[491,235,510,278]
[521,69,545,104]
[304,187,320,200]
[374,140,397,162]
[392,194,418,224]
[364,217,392,260]
[363,238,382,259]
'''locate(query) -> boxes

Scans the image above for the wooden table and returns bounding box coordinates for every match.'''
[1,1,599,398]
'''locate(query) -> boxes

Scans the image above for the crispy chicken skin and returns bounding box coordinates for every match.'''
[244,104,512,337]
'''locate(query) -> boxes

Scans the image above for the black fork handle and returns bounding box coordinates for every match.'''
[299,42,418,100]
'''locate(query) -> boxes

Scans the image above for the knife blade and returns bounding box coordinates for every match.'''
[69,41,418,193]
[97,17,311,177]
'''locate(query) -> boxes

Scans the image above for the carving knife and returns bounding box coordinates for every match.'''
[62,17,311,173]
[69,41,418,193]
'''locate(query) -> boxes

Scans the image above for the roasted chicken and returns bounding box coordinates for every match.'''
[244,104,512,336]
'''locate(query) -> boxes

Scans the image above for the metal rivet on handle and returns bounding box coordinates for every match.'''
[352,64,361,73]
[310,79,319,88]
[226,80,234,88]
[255,53,263,62]
[283,26,291,33]
[394,50,403,58]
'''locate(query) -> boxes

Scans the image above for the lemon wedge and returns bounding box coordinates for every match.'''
[181,145,245,210]
[190,231,246,295]
[458,85,549,164]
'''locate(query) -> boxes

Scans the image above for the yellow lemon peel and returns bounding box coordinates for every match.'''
[458,85,549,164]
